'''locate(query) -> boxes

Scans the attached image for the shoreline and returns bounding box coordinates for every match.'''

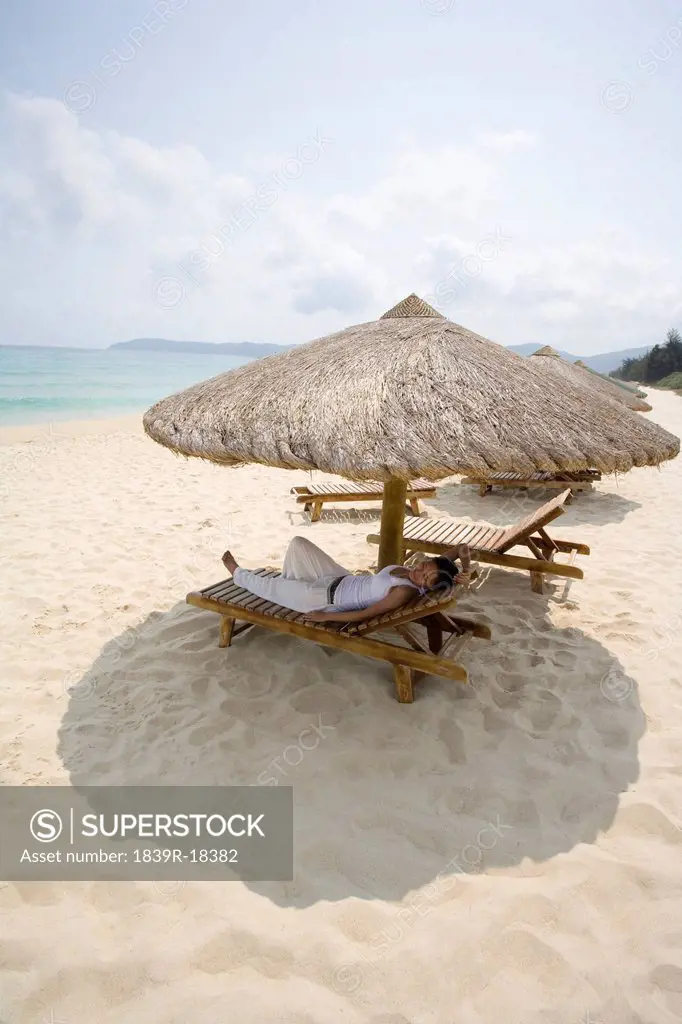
[0,412,143,445]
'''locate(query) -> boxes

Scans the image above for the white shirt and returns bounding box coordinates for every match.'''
[331,565,419,611]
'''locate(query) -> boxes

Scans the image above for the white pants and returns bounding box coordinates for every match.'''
[232,536,349,613]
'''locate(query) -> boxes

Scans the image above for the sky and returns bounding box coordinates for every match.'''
[0,0,681,353]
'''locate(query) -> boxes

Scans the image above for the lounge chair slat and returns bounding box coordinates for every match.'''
[468,524,498,549]
[436,520,462,544]
[422,520,452,542]
[459,524,483,548]
[454,523,479,545]
[421,520,454,544]
[246,599,282,615]
[239,590,276,610]
[403,518,429,541]
[201,579,235,598]
[427,520,456,545]
[454,524,479,546]
[475,526,503,549]
[457,523,483,545]
[405,524,458,548]
[209,581,244,602]
[486,528,508,551]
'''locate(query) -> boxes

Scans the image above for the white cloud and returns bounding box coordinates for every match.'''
[0,93,679,352]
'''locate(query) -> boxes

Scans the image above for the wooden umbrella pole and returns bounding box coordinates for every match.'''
[377,479,408,569]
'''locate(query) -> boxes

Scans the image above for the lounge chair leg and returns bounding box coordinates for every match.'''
[219,616,235,648]
[303,502,312,513]
[422,614,444,654]
[409,498,421,516]
[479,484,492,496]
[393,664,414,703]
[529,572,544,594]
[310,501,323,522]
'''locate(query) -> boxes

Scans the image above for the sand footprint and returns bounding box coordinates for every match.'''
[551,650,577,669]
[188,718,243,746]
[437,719,467,762]
[651,964,682,1016]
[290,684,357,721]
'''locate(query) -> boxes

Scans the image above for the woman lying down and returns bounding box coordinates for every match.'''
[221,536,470,626]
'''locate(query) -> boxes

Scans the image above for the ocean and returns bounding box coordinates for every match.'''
[0,346,253,427]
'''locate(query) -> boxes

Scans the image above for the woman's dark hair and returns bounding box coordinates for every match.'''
[432,556,459,588]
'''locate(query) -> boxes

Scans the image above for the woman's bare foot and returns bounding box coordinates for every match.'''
[222,550,238,575]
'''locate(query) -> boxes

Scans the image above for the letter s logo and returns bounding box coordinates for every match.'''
[30,809,63,842]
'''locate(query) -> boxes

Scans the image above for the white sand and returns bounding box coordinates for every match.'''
[1,394,682,1024]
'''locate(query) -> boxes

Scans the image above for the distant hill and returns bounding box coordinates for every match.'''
[108,337,650,375]
[507,343,651,374]
[109,339,288,357]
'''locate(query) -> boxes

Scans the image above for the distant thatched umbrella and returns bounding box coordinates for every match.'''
[144,295,679,567]
[574,359,648,401]
[531,347,652,412]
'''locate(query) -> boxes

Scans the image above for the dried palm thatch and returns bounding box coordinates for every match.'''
[531,347,652,411]
[144,296,678,480]
[574,359,648,400]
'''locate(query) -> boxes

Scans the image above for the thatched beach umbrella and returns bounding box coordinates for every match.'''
[574,360,648,402]
[144,295,679,568]
[530,347,652,412]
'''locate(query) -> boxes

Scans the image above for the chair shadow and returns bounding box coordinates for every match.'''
[427,480,641,528]
[301,507,384,525]
[58,571,643,908]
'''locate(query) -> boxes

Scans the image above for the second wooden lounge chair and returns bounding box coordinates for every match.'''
[187,571,490,703]
[291,479,437,522]
[462,469,601,498]
[367,488,589,594]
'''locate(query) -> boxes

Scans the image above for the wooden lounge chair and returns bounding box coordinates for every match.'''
[187,570,490,703]
[291,479,437,522]
[367,488,589,594]
[462,469,601,499]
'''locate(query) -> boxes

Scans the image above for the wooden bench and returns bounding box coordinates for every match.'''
[291,479,437,521]
[462,469,601,499]
[187,570,490,703]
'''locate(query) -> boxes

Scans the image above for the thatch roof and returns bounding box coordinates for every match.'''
[574,359,648,400]
[143,295,679,480]
[530,347,652,412]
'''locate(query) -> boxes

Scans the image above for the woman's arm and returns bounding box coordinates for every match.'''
[305,585,415,624]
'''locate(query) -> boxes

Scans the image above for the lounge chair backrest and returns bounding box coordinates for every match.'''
[498,488,571,552]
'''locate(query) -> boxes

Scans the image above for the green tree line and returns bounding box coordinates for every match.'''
[612,328,682,383]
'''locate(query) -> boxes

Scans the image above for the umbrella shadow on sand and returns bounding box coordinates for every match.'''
[58,568,644,908]
[428,481,641,528]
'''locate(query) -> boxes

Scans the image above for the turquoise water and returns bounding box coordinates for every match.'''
[0,347,253,426]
